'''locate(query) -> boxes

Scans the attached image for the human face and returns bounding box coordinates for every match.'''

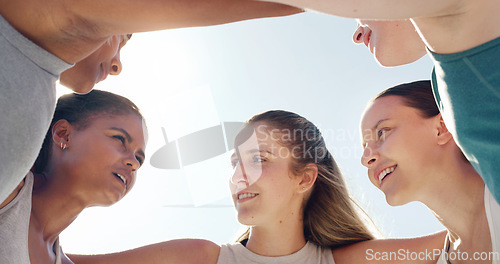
[360,96,441,206]
[61,114,146,205]
[229,122,304,226]
[352,20,426,67]
[59,34,131,94]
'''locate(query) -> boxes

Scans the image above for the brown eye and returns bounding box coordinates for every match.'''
[252,156,265,163]
[377,128,389,140]
[113,135,126,145]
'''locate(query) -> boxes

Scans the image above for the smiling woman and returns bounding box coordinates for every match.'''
[360,80,500,263]
[0,90,147,264]
[66,110,445,264]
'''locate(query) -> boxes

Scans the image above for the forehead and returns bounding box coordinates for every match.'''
[87,114,147,142]
[234,122,282,152]
[361,96,406,130]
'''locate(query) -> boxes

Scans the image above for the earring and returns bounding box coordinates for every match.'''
[60,142,67,150]
[302,187,306,191]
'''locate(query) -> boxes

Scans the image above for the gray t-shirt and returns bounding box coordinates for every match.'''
[0,14,72,203]
[0,172,34,264]
[217,241,335,264]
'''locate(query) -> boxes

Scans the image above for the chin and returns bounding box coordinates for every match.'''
[385,195,410,207]
[60,80,95,94]
[101,192,125,206]
[375,52,425,67]
[237,212,257,226]
[376,57,411,67]
[71,84,95,95]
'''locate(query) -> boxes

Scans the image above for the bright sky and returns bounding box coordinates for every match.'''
[58,12,444,254]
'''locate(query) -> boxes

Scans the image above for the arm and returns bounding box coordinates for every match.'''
[332,230,446,264]
[0,0,302,63]
[68,239,220,264]
[267,0,500,53]
[260,0,463,19]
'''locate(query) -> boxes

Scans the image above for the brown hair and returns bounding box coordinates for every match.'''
[236,110,375,248]
[374,80,439,118]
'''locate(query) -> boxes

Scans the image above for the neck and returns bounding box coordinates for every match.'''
[246,211,307,257]
[418,154,488,250]
[30,172,86,245]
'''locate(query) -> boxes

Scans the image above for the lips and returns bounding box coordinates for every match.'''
[235,191,259,203]
[113,172,129,191]
[375,165,396,187]
[363,30,372,48]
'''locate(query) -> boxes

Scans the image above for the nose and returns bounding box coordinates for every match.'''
[109,53,122,76]
[230,162,249,188]
[353,24,365,44]
[124,153,140,172]
[361,146,378,168]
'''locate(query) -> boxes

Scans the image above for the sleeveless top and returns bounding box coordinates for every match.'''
[0,172,34,264]
[217,241,335,264]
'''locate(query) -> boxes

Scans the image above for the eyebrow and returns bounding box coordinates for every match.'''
[232,148,275,158]
[110,127,146,161]
[361,118,390,147]
[372,118,389,131]
[246,148,275,156]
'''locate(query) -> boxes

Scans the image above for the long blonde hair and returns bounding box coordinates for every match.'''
[236,110,374,247]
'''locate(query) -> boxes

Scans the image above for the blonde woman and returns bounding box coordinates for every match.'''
[71,110,444,264]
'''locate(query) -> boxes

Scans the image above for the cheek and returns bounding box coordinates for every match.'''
[229,181,237,195]
[371,33,391,56]
[377,135,399,159]
[102,41,121,60]
[369,23,398,51]
[75,58,102,86]
[273,177,297,199]
[387,130,430,165]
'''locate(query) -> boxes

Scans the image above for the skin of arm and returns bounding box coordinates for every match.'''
[69,232,445,264]
[68,239,220,264]
[258,0,500,54]
[0,0,302,63]
[257,0,462,20]
[332,230,447,264]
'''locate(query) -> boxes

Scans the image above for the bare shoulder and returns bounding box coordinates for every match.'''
[332,231,446,264]
[185,239,221,262]
[69,238,220,264]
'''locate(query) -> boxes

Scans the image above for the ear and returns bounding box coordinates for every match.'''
[51,120,72,150]
[436,114,453,145]
[298,163,318,193]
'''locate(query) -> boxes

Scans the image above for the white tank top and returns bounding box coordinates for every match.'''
[217,241,335,264]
